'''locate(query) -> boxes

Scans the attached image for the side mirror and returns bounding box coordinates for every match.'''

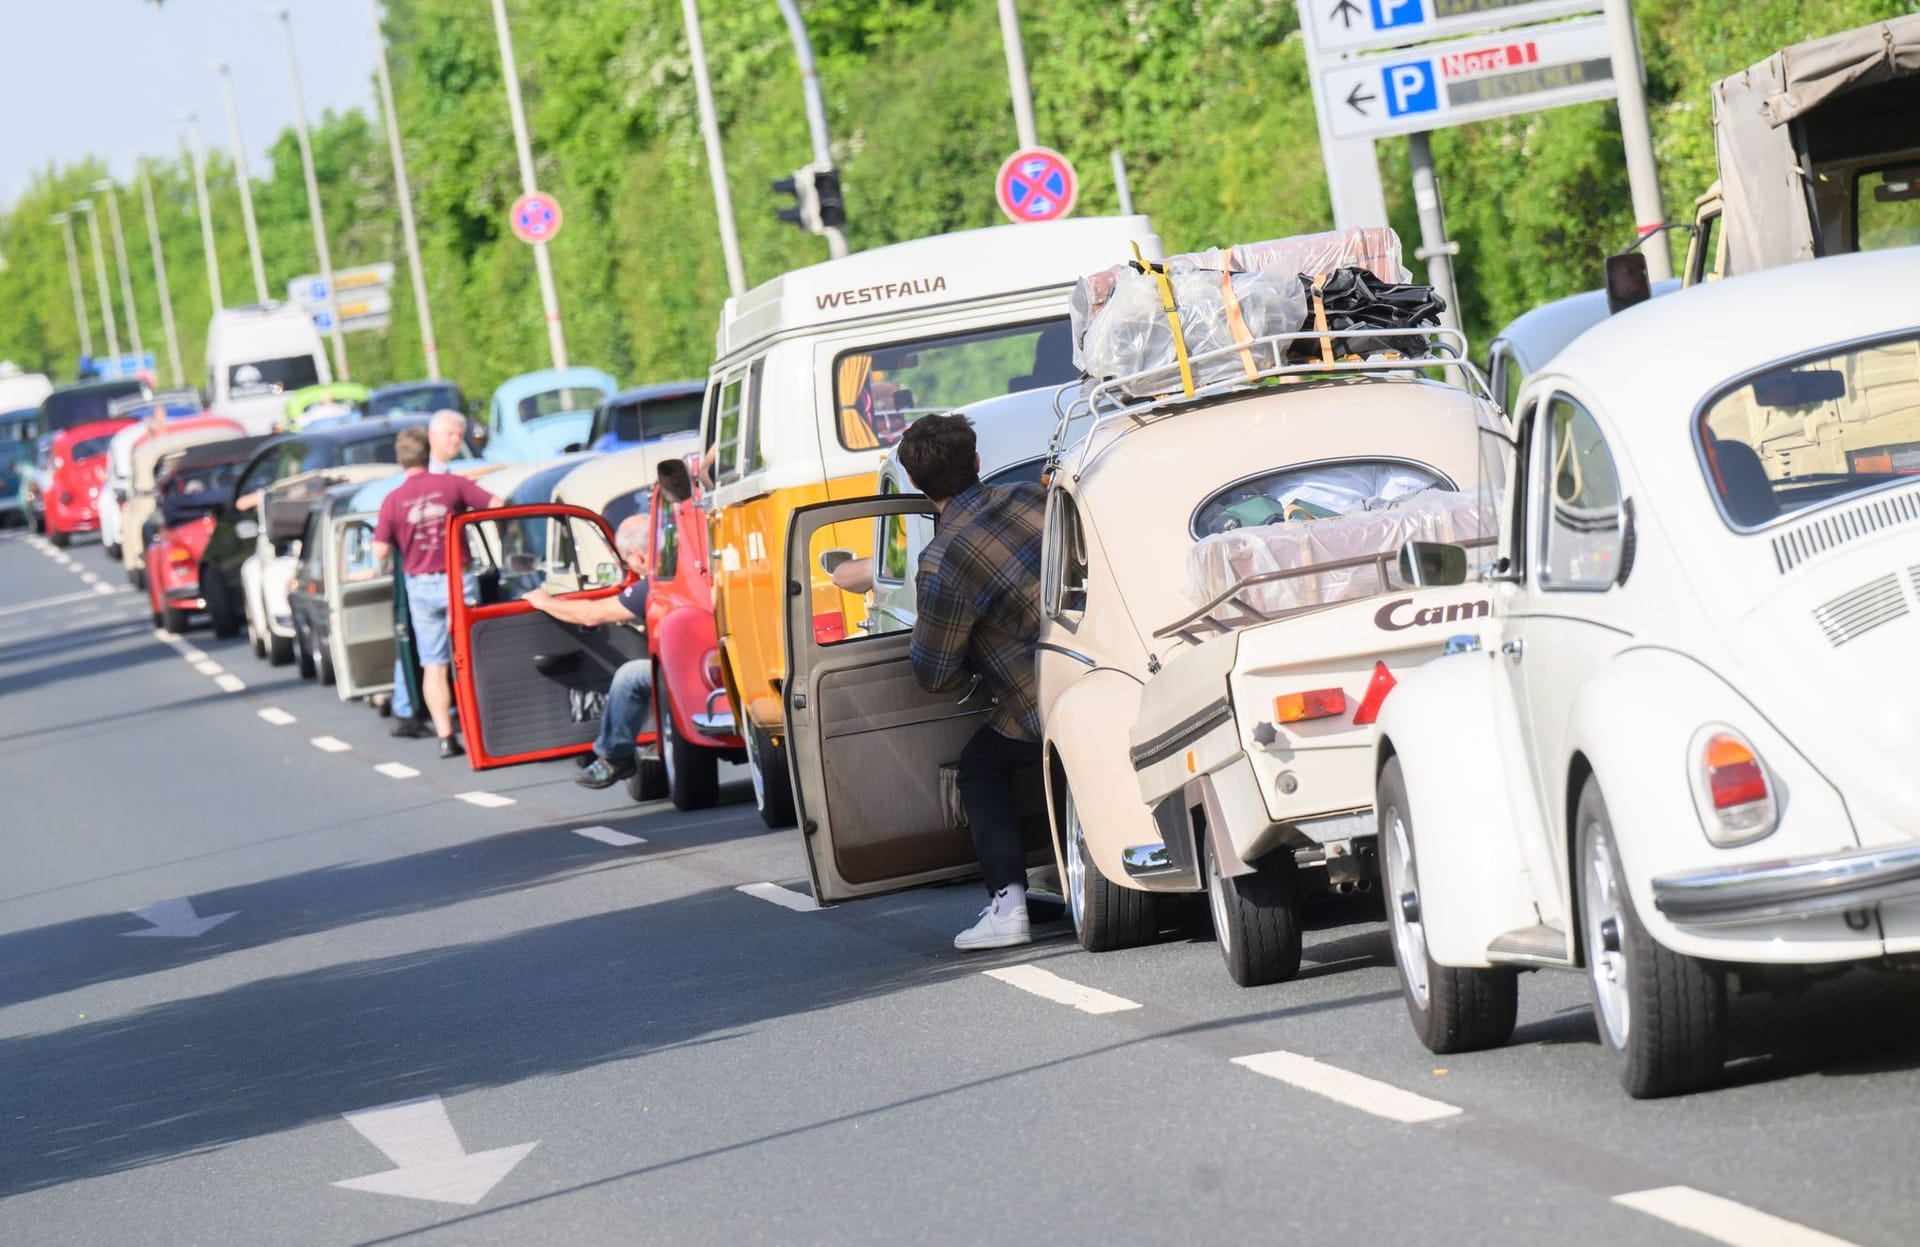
[562,441,582,454]
[1604,252,1652,315]
[818,547,854,576]
[1399,540,1469,588]
[594,561,621,586]
[467,423,490,449]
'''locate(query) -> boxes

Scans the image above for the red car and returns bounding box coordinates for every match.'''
[44,419,134,546]
[637,457,746,809]
[145,437,265,632]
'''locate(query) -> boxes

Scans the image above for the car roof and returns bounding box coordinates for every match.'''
[509,451,600,505]
[296,413,431,445]
[490,368,618,406]
[369,379,457,398]
[1489,279,1680,373]
[600,380,704,407]
[54,418,136,445]
[1545,248,1920,419]
[166,434,276,472]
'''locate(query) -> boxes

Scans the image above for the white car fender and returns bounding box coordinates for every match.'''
[1044,668,1158,892]
[1375,651,1543,967]
[1562,647,1875,963]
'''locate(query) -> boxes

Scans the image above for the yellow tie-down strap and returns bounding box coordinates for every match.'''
[1131,241,1195,399]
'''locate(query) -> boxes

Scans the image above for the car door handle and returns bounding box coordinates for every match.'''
[534,651,584,676]
[1501,639,1524,662]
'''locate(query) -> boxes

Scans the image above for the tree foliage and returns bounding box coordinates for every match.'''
[3,0,1914,398]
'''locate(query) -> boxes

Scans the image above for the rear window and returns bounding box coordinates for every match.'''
[601,488,649,533]
[42,383,145,431]
[518,387,600,423]
[1192,459,1452,537]
[68,434,116,462]
[370,384,461,416]
[1855,165,1920,252]
[1699,333,1920,529]
[614,393,702,443]
[337,434,401,467]
[833,318,1074,450]
[229,356,320,400]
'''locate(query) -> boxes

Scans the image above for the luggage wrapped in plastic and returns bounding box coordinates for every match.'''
[1183,489,1495,624]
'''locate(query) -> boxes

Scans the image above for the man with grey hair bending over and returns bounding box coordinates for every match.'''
[522,514,655,789]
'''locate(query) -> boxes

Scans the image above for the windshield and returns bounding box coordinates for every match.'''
[0,407,36,441]
[370,383,461,416]
[42,382,145,431]
[517,387,602,424]
[336,433,404,466]
[1856,165,1920,251]
[606,392,702,444]
[833,318,1074,450]
[1699,333,1920,529]
[229,356,321,400]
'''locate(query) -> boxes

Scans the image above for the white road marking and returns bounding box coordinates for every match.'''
[121,898,239,938]
[455,791,516,808]
[1230,1051,1462,1124]
[177,644,208,661]
[311,736,352,753]
[375,762,420,780]
[333,1095,537,1206]
[258,707,297,726]
[983,965,1142,1015]
[736,882,825,912]
[573,825,645,847]
[1613,1187,1860,1247]
[214,674,247,693]
[0,590,101,618]
[91,582,114,595]
[193,659,223,675]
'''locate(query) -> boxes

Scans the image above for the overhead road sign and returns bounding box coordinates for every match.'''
[1307,0,1601,55]
[1316,15,1615,142]
[510,191,563,245]
[288,263,395,311]
[996,147,1079,224]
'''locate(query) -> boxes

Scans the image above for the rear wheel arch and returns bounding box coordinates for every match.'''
[1565,751,1595,968]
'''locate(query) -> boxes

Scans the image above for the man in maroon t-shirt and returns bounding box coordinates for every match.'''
[372,427,503,758]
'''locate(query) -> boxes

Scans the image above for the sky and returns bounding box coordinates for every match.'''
[0,0,379,207]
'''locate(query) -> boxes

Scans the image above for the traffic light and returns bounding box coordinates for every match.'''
[773,167,821,234]
[813,168,845,230]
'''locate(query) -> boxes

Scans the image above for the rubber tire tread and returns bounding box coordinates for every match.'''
[1577,777,1726,1098]
[628,757,669,803]
[749,721,797,829]
[659,676,720,811]
[1377,757,1518,1053]
[268,631,294,667]
[161,604,188,634]
[1067,787,1159,953]
[1208,839,1304,987]
[202,565,241,639]
[49,528,70,548]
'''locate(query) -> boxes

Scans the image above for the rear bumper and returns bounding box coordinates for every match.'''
[1652,842,1920,927]
[163,586,204,606]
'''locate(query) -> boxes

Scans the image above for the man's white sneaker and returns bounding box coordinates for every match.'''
[954,899,1031,951]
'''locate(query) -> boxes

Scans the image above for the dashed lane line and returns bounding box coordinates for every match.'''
[193,660,224,676]
[984,965,1142,1015]
[1230,1051,1462,1125]
[91,582,114,595]
[1613,1187,1860,1247]
[258,707,297,726]
[310,736,352,753]
[455,791,517,808]
[736,882,825,912]
[374,762,420,780]
[214,674,246,693]
[572,825,645,847]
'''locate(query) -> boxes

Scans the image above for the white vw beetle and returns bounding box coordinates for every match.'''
[1372,248,1920,1098]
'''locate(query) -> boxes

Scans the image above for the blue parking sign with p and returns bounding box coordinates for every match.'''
[1369,0,1424,29]
[1382,60,1438,117]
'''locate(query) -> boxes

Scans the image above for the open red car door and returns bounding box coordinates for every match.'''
[448,502,652,770]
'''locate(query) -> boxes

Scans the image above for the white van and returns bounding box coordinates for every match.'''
[206,306,331,434]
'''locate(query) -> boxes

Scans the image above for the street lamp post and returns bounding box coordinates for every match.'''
[773,0,848,258]
[50,214,94,362]
[270,7,349,380]
[488,0,568,370]
[137,159,187,387]
[91,179,146,363]
[73,200,123,364]
[997,0,1039,151]
[367,0,440,380]
[681,0,746,297]
[213,61,272,304]
[181,111,224,314]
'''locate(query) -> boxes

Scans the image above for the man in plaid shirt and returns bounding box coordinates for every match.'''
[897,414,1046,950]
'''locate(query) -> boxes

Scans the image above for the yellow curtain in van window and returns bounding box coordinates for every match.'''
[838,353,880,450]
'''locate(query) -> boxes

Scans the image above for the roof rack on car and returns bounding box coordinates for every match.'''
[1046,326,1491,480]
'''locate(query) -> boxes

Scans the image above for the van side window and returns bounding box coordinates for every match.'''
[1042,492,1088,619]
[712,373,746,483]
[654,495,680,582]
[744,359,767,473]
[876,475,909,585]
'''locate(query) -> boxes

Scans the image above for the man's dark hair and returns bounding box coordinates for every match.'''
[395,426,430,469]
[895,414,979,501]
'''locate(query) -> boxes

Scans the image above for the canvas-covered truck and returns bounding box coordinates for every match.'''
[1686,14,1920,285]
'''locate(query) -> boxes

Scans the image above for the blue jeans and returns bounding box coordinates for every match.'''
[594,659,654,763]
[392,658,413,718]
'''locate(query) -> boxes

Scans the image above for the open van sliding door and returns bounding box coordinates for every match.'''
[783,497,1052,903]
[449,503,650,769]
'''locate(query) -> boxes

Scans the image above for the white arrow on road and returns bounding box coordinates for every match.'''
[120,898,239,938]
[333,1096,537,1206]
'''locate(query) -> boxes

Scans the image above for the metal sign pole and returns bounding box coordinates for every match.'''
[273,9,350,380]
[1605,0,1672,280]
[998,0,1040,151]
[75,201,122,363]
[490,0,569,369]
[1407,133,1462,331]
[51,214,94,362]
[1110,150,1134,216]
[774,0,848,258]
[137,159,187,387]
[368,0,442,379]
[181,112,223,315]
[682,0,746,297]
[94,182,145,361]
[213,63,272,305]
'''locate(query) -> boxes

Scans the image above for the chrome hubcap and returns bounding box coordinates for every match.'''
[1383,806,1430,1007]
[1584,821,1631,1050]
[1064,793,1088,934]
[1207,843,1232,955]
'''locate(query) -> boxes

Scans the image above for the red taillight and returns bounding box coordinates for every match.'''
[702,647,724,688]
[1350,661,1397,726]
[168,547,193,566]
[1693,729,1777,846]
[1705,736,1767,809]
[1274,687,1346,723]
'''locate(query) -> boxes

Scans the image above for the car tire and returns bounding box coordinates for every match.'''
[129,566,145,592]
[161,603,188,634]
[627,757,669,803]
[1576,775,1726,1099]
[1378,756,1518,1052]
[202,565,241,639]
[658,675,720,811]
[103,541,120,563]
[293,622,317,680]
[246,610,266,659]
[1205,836,1304,988]
[1061,781,1158,952]
[268,630,294,667]
[150,606,162,628]
[316,634,336,687]
[49,527,69,549]
[746,720,797,829]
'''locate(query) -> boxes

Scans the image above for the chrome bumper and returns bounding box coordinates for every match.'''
[692,687,736,736]
[1652,842,1920,927]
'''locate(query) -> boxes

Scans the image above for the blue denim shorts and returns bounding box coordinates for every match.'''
[405,573,452,666]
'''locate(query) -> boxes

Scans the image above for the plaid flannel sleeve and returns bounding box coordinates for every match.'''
[909,562,975,695]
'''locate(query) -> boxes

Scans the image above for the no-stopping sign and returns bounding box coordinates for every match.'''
[996,147,1078,224]
[510,191,564,244]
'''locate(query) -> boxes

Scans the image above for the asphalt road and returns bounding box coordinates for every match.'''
[1,527,1916,1246]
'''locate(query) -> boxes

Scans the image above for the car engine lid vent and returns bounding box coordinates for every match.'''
[1772,488,1920,574]
[1812,572,1908,646]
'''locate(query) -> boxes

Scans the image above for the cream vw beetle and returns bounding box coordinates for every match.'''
[1372,248,1920,1098]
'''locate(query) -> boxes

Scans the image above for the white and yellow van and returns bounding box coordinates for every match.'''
[701,216,1162,827]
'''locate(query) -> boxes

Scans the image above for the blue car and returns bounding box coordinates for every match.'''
[584,380,705,452]
[481,367,617,463]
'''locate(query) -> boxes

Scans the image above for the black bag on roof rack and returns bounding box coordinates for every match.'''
[1298,268,1446,359]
